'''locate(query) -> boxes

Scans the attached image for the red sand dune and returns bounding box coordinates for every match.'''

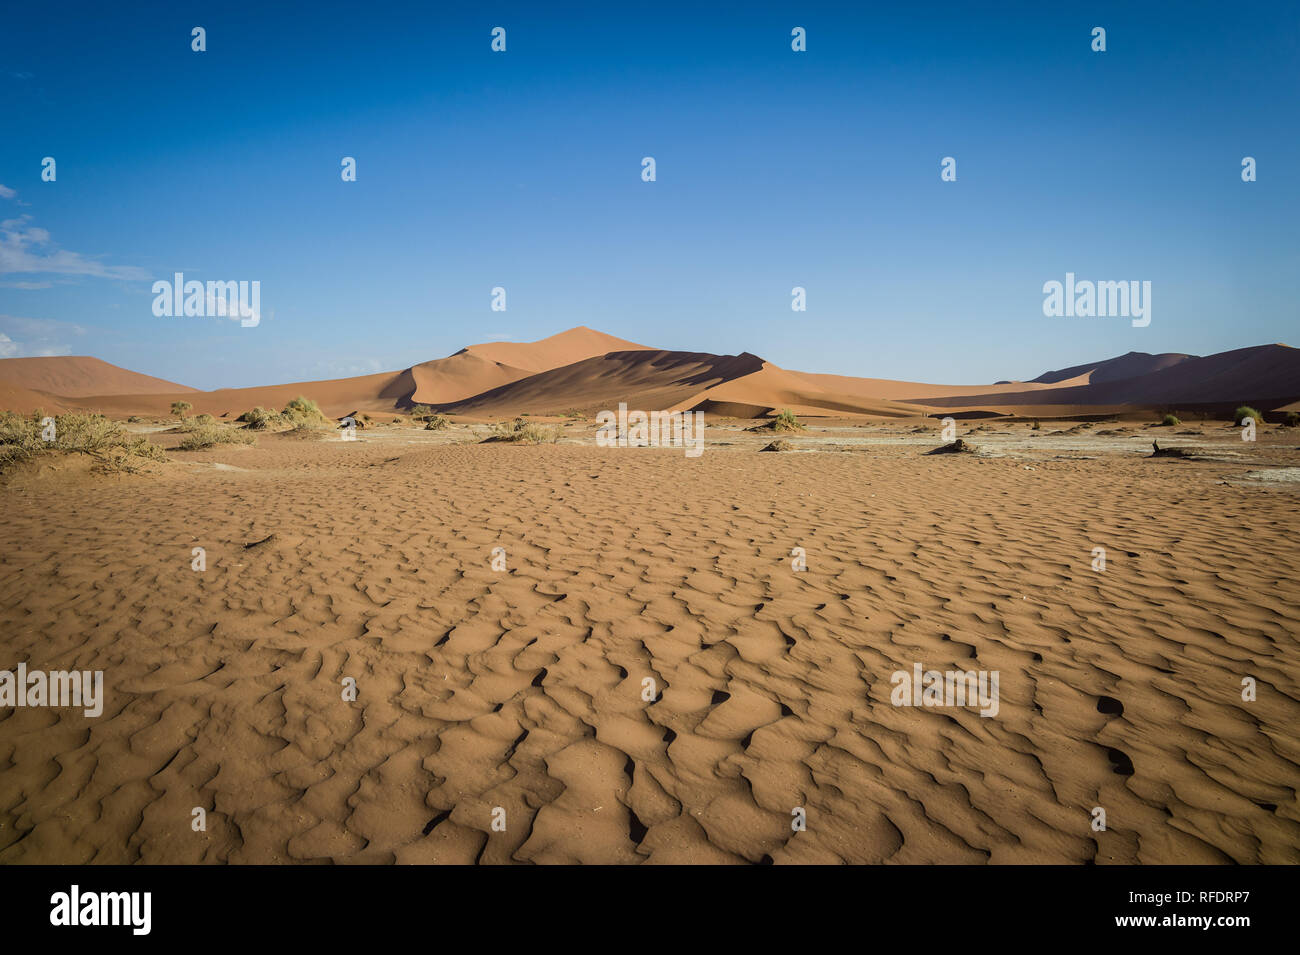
[1029,350,1195,385]
[434,348,925,420]
[1,331,1297,422]
[400,326,652,406]
[0,327,653,418]
[694,362,926,418]
[912,344,1300,412]
[56,371,401,420]
[784,369,1092,402]
[0,382,69,415]
[0,356,196,397]
[436,350,770,418]
[464,326,651,373]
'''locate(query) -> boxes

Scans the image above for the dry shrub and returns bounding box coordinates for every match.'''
[177,423,257,450]
[0,411,167,473]
[485,418,560,444]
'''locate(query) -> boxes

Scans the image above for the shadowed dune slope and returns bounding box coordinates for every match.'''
[784,369,1091,403]
[435,350,767,417]
[437,350,930,420]
[402,327,654,406]
[1030,351,1195,385]
[912,344,1300,411]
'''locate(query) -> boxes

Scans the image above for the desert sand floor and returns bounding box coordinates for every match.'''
[1,430,1298,864]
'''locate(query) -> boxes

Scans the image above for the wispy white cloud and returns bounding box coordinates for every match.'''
[0,333,62,358]
[0,185,15,199]
[0,215,150,280]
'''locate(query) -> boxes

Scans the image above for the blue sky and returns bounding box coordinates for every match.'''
[1,1,1295,390]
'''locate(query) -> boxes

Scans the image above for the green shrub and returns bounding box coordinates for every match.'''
[1284,412,1299,428]
[424,414,450,431]
[170,400,193,419]
[282,396,330,426]
[772,408,803,432]
[1233,406,1263,426]
[1160,413,1180,427]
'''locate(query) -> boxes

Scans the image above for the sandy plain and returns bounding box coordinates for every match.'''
[1,418,1297,864]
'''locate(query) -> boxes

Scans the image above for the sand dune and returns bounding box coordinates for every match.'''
[399,353,532,406]
[400,328,653,406]
[0,327,656,419]
[437,350,769,417]
[0,382,68,415]
[1030,351,1195,385]
[2,333,1297,427]
[67,370,407,420]
[438,350,930,420]
[696,363,926,418]
[917,344,1300,412]
[0,356,196,397]
[786,369,1092,402]
[462,326,652,373]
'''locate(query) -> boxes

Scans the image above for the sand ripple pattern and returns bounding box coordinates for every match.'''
[1,444,1298,863]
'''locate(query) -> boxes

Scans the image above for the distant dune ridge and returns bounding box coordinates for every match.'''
[917,344,1300,415]
[1029,351,1195,385]
[0,328,1297,419]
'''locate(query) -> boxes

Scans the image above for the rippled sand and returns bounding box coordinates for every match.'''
[1,427,1298,863]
